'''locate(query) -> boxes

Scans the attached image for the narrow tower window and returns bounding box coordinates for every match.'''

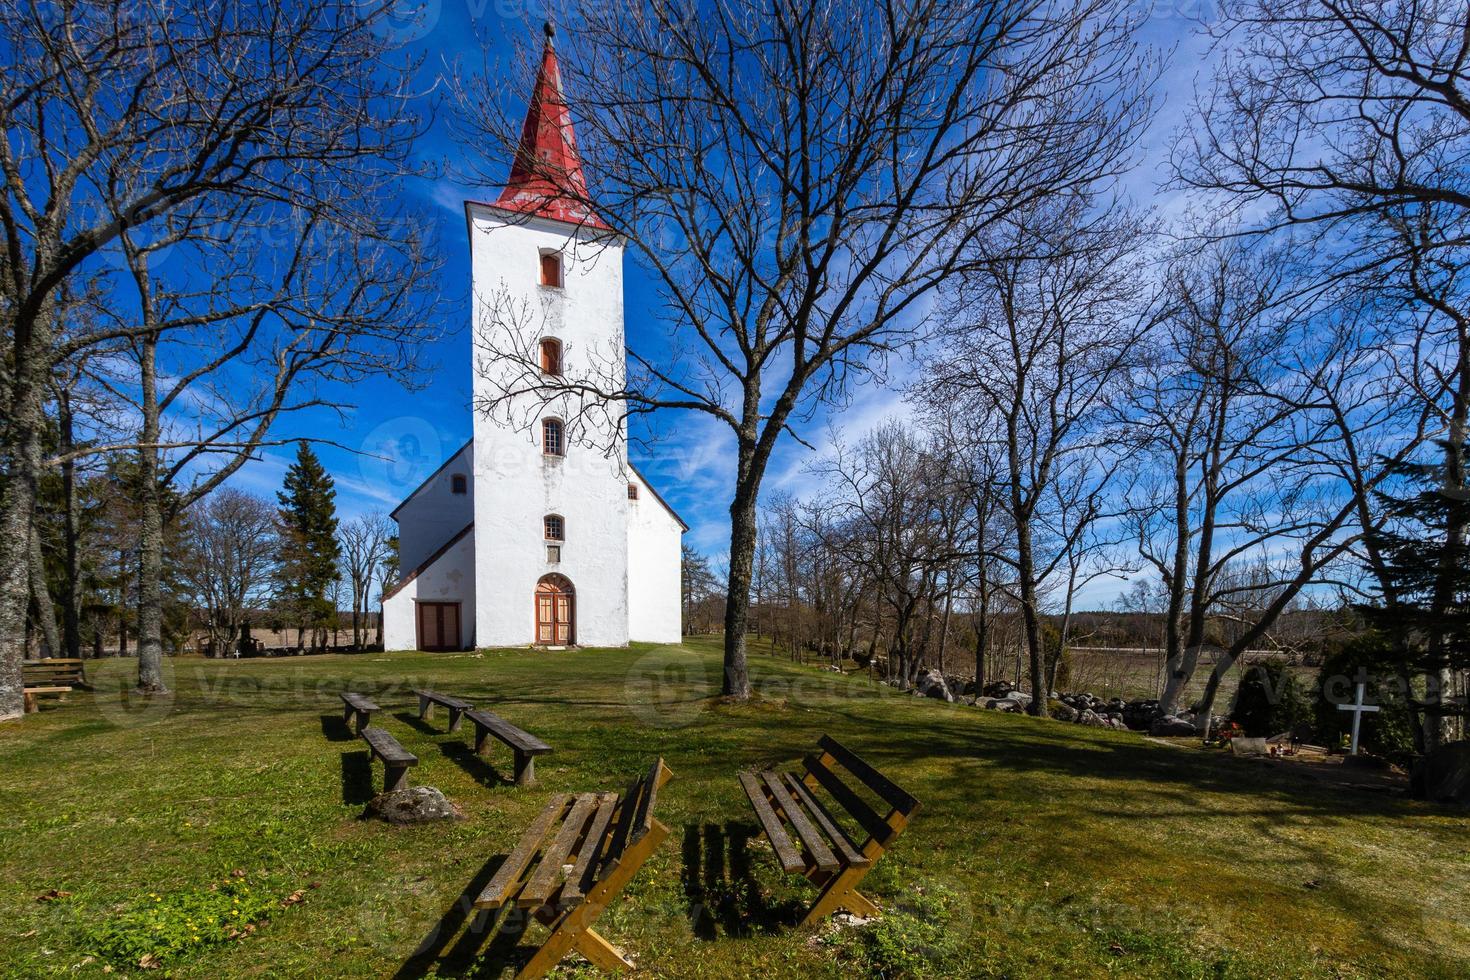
[544,514,564,540]
[542,418,564,456]
[627,483,639,500]
[540,338,562,376]
[539,252,562,287]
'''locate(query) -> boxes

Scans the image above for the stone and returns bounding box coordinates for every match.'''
[915,669,955,702]
[1150,715,1198,737]
[1231,737,1268,757]
[1049,700,1079,723]
[1412,741,1470,804]
[366,786,463,825]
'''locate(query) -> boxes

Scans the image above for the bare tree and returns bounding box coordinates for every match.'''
[181,489,276,658]
[454,0,1157,697]
[340,512,393,650]
[1174,0,1470,744]
[0,0,440,710]
[924,199,1155,715]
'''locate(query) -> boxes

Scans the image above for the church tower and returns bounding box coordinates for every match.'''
[467,25,631,648]
[380,26,683,653]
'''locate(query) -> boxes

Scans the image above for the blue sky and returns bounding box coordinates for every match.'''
[221,1,1214,606]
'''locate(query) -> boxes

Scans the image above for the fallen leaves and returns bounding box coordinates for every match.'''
[138,952,161,969]
[35,888,72,902]
[281,889,307,908]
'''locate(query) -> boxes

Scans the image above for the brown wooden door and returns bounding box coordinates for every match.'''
[417,602,460,652]
[534,577,574,645]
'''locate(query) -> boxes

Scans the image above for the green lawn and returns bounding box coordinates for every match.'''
[2,639,1467,978]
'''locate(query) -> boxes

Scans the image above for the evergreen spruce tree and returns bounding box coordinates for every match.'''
[275,445,340,653]
[1361,438,1470,757]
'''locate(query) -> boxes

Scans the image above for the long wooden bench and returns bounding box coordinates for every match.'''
[474,758,673,979]
[464,708,553,786]
[361,726,419,793]
[340,691,380,734]
[413,689,472,732]
[740,734,919,926]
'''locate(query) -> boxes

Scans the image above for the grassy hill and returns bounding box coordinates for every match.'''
[1,638,1466,978]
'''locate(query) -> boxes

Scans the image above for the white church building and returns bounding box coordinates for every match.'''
[381,30,685,651]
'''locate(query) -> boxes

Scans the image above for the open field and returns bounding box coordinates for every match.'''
[2,638,1467,978]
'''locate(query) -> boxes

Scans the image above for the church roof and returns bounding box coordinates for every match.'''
[494,23,610,231]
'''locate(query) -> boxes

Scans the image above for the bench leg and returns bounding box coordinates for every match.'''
[448,707,463,733]
[473,725,488,755]
[513,752,536,787]
[343,704,354,727]
[418,695,432,721]
[516,819,668,979]
[24,691,37,714]
[383,763,410,794]
[355,710,371,734]
[801,863,879,925]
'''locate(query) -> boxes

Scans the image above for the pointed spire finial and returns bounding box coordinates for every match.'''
[494,19,609,230]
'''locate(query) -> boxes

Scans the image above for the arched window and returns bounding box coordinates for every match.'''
[539,338,562,376]
[539,251,562,287]
[450,474,467,495]
[544,514,564,541]
[627,483,639,500]
[542,418,564,457]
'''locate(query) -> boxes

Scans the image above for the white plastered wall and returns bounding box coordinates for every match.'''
[381,527,476,650]
[468,205,631,647]
[627,470,684,643]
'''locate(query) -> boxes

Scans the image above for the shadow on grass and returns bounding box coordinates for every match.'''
[341,749,375,806]
[440,740,509,787]
[394,710,445,736]
[392,854,528,979]
[681,821,803,939]
[319,713,356,742]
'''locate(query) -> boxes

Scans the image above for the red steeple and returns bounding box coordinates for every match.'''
[495,23,609,230]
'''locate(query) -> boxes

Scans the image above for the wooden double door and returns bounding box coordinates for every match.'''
[535,576,574,645]
[417,602,461,652]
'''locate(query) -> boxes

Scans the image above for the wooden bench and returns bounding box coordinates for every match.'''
[361,726,419,793]
[413,689,472,732]
[22,658,90,689]
[739,734,919,925]
[339,691,380,734]
[23,686,72,714]
[464,709,553,786]
[475,758,673,979]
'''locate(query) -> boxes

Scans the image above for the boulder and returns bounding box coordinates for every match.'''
[1004,690,1033,706]
[1149,715,1198,737]
[915,669,954,702]
[1049,700,1079,723]
[366,786,463,825]
[1231,737,1268,757]
[1411,741,1470,804]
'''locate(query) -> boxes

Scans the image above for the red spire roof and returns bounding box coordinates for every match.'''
[495,24,609,230]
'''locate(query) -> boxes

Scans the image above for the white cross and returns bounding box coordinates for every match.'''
[1337,681,1380,755]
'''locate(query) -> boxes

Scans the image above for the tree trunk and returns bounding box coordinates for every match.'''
[722,469,758,698]
[135,333,169,693]
[29,524,61,658]
[58,390,83,659]
[0,302,52,720]
[1014,511,1048,717]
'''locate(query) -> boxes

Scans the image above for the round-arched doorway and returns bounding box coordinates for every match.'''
[534,574,575,645]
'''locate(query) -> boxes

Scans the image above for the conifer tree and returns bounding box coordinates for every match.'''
[1362,438,1470,757]
[275,445,340,653]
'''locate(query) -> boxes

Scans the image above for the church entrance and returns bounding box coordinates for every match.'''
[417,602,461,652]
[535,575,574,645]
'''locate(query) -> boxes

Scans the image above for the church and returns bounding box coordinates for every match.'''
[381,30,686,651]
